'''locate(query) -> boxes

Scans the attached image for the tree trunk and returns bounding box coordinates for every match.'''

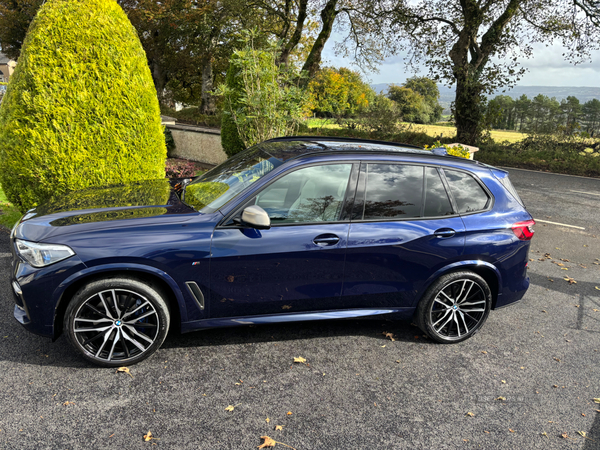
[300,0,338,83]
[277,0,308,66]
[152,60,167,107]
[453,73,485,146]
[200,56,216,115]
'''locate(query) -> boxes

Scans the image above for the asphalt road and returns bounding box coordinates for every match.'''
[0,168,599,450]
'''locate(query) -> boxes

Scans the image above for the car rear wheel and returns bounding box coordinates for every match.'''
[65,277,170,367]
[416,271,491,343]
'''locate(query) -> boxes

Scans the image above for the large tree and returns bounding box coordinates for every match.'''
[352,0,600,144]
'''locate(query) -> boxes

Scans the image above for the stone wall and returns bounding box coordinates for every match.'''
[166,124,227,166]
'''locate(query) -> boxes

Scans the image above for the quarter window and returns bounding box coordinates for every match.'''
[363,164,423,220]
[443,169,490,213]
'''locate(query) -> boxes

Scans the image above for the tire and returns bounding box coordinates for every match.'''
[65,277,170,367]
[416,271,491,344]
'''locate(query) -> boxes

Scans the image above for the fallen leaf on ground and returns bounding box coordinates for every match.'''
[541,432,548,437]
[63,401,74,406]
[266,417,270,423]
[382,332,396,341]
[509,429,515,433]
[496,396,506,401]
[258,436,277,448]
[501,380,506,384]
[595,287,600,291]
[287,411,292,415]
[225,403,241,412]
[293,357,306,364]
[593,398,600,404]
[143,431,158,442]
[554,357,561,362]
[561,432,569,439]
[258,436,296,450]
[481,350,487,354]
[275,425,283,431]
[465,412,475,417]
[116,367,133,378]
[564,277,577,284]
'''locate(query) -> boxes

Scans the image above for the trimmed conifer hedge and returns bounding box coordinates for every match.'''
[0,0,166,212]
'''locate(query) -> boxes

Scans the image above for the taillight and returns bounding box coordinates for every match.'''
[512,220,535,241]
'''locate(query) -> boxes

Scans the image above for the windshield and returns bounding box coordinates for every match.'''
[183,146,283,213]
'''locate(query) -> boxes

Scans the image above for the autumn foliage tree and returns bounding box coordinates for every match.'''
[307,67,374,119]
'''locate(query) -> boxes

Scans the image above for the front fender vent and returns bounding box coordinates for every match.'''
[185,281,205,310]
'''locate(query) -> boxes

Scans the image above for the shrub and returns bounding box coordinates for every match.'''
[218,31,308,157]
[351,94,403,134]
[164,127,176,157]
[0,0,166,212]
[220,63,246,157]
[165,159,200,178]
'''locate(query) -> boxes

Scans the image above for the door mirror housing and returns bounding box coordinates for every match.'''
[241,205,271,230]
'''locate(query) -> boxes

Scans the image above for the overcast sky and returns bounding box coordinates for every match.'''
[322,39,600,87]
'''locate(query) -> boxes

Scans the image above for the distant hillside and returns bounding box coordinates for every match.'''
[372,83,600,108]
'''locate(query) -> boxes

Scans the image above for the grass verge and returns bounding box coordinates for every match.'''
[0,188,21,229]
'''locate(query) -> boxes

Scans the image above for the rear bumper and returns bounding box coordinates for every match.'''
[495,275,529,309]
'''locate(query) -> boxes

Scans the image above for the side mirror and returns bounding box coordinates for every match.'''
[241,205,271,230]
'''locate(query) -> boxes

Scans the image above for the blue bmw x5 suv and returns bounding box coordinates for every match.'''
[10,137,534,366]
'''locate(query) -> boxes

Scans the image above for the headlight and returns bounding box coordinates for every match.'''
[15,239,75,268]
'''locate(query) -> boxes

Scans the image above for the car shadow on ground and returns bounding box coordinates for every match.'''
[0,315,430,368]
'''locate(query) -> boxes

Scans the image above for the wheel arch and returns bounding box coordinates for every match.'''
[52,264,187,340]
[417,260,502,309]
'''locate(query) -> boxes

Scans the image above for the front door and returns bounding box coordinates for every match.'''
[209,163,356,318]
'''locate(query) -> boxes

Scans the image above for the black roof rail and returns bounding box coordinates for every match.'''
[264,135,425,151]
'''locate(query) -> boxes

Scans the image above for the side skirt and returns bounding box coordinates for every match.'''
[180,307,416,333]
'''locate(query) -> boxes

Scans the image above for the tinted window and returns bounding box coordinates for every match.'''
[443,169,489,213]
[363,164,423,219]
[424,167,454,217]
[255,164,352,224]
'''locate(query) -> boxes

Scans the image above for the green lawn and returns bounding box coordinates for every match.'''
[306,118,527,143]
[0,187,22,229]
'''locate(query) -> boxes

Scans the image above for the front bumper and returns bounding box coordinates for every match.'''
[11,251,87,338]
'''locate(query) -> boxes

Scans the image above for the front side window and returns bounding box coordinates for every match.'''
[443,169,490,213]
[362,164,424,220]
[254,164,353,224]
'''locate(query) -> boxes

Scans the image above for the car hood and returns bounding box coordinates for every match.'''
[15,179,200,242]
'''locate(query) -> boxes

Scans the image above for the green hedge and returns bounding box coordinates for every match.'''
[220,63,246,157]
[0,0,166,212]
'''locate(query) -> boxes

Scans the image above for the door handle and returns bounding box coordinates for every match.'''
[434,228,456,238]
[313,234,340,246]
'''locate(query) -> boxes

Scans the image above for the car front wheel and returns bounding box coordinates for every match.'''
[416,271,492,343]
[65,277,170,367]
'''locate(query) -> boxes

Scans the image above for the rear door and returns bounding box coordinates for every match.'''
[342,163,466,308]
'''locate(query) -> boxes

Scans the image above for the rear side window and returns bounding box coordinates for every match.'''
[443,169,490,213]
[363,164,423,219]
[424,168,454,217]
